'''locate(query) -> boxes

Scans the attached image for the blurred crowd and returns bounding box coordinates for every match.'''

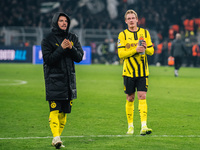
[1,0,200,37]
[0,0,200,66]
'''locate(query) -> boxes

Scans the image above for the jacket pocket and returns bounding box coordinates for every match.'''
[47,74,66,92]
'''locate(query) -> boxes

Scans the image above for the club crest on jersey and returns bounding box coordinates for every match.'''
[139,34,144,38]
[51,101,56,108]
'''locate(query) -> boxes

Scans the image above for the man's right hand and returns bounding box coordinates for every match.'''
[61,39,72,49]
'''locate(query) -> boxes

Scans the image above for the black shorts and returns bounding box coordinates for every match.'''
[48,100,73,113]
[124,76,148,94]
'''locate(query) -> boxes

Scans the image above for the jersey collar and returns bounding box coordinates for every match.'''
[127,27,140,33]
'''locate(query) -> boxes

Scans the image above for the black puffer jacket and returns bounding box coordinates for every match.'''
[41,12,84,101]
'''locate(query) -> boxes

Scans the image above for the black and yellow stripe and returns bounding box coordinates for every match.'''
[117,27,154,78]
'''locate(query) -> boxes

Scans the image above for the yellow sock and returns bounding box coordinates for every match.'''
[139,99,147,128]
[58,112,67,136]
[49,110,60,137]
[126,100,134,127]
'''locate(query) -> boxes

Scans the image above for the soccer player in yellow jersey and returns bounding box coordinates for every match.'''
[117,10,154,135]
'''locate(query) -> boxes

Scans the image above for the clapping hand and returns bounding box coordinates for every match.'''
[61,39,72,49]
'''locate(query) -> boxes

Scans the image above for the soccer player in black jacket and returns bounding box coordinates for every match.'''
[41,12,83,149]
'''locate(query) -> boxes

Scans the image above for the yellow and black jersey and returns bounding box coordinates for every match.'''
[118,27,154,78]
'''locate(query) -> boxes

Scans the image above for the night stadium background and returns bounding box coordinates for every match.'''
[0,0,200,149]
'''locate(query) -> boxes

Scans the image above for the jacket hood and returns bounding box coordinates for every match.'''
[51,12,71,35]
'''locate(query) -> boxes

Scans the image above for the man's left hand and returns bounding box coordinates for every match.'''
[66,39,72,49]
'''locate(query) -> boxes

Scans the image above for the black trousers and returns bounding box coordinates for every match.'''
[174,56,182,70]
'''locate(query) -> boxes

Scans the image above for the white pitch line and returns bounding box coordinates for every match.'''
[0,135,200,140]
[0,79,27,86]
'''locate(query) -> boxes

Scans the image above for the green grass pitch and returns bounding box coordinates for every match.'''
[0,63,200,150]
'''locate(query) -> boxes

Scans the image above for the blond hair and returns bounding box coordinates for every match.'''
[124,9,138,20]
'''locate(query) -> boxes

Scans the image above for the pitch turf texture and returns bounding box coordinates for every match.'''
[0,64,199,150]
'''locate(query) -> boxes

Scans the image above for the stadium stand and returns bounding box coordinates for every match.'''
[0,0,200,66]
